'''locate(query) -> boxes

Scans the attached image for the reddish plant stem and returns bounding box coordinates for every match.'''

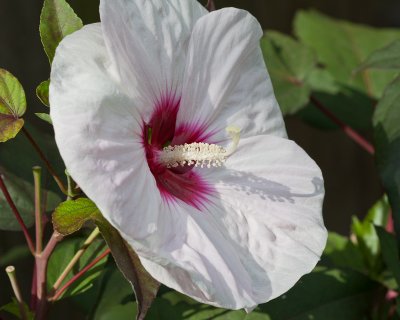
[386,208,394,233]
[206,0,216,11]
[34,232,63,320]
[22,127,68,195]
[52,228,101,292]
[50,249,111,301]
[0,174,35,254]
[310,96,375,155]
[30,264,37,310]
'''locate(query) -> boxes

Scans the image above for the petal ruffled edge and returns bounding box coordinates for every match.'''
[100,0,207,119]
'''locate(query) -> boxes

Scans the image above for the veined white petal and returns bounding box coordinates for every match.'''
[50,24,170,242]
[100,0,207,118]
[177,8,287,142]
[129,135,327,309]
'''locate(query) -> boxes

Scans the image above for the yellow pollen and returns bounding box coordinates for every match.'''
[159,126,241,169]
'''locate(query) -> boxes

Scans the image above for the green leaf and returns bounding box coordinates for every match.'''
[261,31,338,116]
[306,68,338,94]
[0,298,34,319]
[89,261,137,319]
[295,10,400,98]
[375,226,400,288]
[92,267,378,320]
[47,236,107,298]
[321,232,365,271]
[0,123,65,194]
[0,69,26,142]
[96,217,160,320]
[261,31,317,114]
[35,113,53,124]
[0,167,61,231]
[357,39,400,72]
[351,196,390,273]
[299,85,374,130]
[53,198,100,235]
[294,10,400,130]
[52,198,160,320]
[0,245,30,268]
[36,80,50,107]
[257,268,378,320]
[373,77,400,243]
[40,0,83,63]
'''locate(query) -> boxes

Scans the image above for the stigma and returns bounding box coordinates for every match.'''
[159,126,240,169]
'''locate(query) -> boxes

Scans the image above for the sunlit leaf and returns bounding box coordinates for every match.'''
[321,232,365,272]
[35,113,52,125]
[36,80,50,107]
[40,0,83,63]
[0,69,26,142]
[294,10,400,130]
[351,196,390,273]
[357,39,400,71]
[261,31,316,114]
[53,198,100,235]
[295,10,400,98]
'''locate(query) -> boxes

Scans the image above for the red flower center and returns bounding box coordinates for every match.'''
[142,93,214,210]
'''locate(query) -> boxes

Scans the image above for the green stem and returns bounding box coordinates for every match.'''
[52,228,101,292]
[33,166,43,254]
[50,248,111,301]
[6,266,28,320]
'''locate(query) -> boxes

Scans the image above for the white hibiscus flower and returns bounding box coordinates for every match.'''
[50,0,327,310]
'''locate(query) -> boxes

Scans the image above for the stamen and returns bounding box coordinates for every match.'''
[159,126,241,169]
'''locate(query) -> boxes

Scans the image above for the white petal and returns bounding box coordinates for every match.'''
[133,135,327,309]
[50,24,170,242]
[177,8,287,142]
[100,0,207,117]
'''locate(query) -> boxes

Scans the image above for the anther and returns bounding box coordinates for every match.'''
[159,126,241,169]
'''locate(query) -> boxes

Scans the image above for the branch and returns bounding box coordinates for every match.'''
[52,228,101,291]
[22,127,68,194]
[50,248,111,301]
[206,0,216,11]
[34,232,63,320]
[310,95,375,155]
[0,174,35,254]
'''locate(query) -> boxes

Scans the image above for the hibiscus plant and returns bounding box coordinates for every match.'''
[0,0,400,319]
